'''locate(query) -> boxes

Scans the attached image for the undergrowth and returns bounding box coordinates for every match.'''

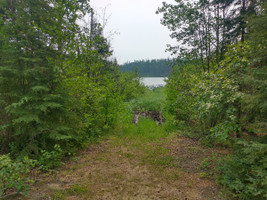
[0,155,36,196]
[130,87,166,112]
[217,138,267,200]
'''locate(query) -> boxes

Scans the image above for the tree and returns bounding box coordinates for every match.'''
[157,0,230,71]
[214,0,263,43]
[120,59,173,77]
[0,0,90,156]
[240,1,267,124]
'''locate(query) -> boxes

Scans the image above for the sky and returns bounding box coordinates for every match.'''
[90,0,176,64]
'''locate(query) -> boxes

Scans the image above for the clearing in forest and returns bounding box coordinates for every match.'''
[16,119,227,200]
[6,88,227,200]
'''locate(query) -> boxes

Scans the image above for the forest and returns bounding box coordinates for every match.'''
[120,59,174,77]
[157,0,267,199]
[0,0,266,199]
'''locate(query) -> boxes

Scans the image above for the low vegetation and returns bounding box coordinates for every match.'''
[0,0,266,199]
[0,155,35,196]
[18,90,226,199]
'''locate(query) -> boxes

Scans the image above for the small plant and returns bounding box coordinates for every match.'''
[200,158,211,169]
[199,156,218,178]
[67,184,89,196]
[217,139,267,200]
[0,154,35,197]
[51,191,65,200]
[199,172,209,178]
[38,144,64,171]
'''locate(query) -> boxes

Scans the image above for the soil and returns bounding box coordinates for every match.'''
[11,135,228,200]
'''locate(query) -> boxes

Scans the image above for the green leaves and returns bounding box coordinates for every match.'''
[0,0,86,157]
[162,1,267,198]
[217,140,267,199]
[0,154,36,196]
[12,114,40,124]
[157,0,226,71]
[37,144,64,171]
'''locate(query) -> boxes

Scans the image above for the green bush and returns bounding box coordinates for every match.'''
[0,154,35,197]
[38,144,64,171]
[217,139,267,200]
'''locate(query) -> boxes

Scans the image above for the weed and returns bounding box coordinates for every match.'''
[187,181,193,188]
[51,191,65,200]
[200,158,211,169]
[38,144,64,171]
[0,155,35,196]
[67,184,89,196]
[130,87,166,112]
[172,172,180,179]
[153,155,175,167]
[199,172,212,178]
[123,152,135,158]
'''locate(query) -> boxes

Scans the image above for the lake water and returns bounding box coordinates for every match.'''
[140,77,167,88]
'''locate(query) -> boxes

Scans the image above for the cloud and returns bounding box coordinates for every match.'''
[90,0,176,64]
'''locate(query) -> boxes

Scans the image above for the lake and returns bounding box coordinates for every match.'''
[140,77,167,89]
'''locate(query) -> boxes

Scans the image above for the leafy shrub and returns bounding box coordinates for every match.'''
[165,64,197,123]
[0,154,35,196]
[38,144,64,171]
[166,61,242,143]
[191,71,242,141]
[217,139,267,200]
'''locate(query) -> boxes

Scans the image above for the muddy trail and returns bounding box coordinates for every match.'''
[11,132,227,200]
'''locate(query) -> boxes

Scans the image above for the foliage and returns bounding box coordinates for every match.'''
[242,2,267,125]
[160,0,267,198]
[112,116,168,143]
[166,56,242,143]
[157,0,231,71]
[0,0,144,161]
[165,36,267,141]
[165,64,198,123]
[157,0,262,67]
[192,69,242,141]
[130,87,166,112]
[247,1,267,66]
[0,154,35,196]
[214,0,262,43]
[0,0,87,157]
[217,139,267,200]
[37,144,64,171]
[61,54,144,140]
[118,72,146,101]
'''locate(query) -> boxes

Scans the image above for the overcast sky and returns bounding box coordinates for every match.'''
[90,0,176,64]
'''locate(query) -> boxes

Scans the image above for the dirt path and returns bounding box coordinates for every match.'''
[16,134,226,200]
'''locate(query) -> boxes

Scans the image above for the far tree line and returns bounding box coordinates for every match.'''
[120,58,177,77]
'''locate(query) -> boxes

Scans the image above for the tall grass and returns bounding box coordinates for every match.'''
[130,87,166,112]
[111,87,177,142]
[113,117,168,142]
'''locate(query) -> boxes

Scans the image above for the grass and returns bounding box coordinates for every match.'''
[51,184,93,200]
[108,87,181,170]
[50,87,192,198]
[23,86,224,200]
[67,184,90,195]
[110,115,179,171]
[130,87,166,112]
[112,117,169,145]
